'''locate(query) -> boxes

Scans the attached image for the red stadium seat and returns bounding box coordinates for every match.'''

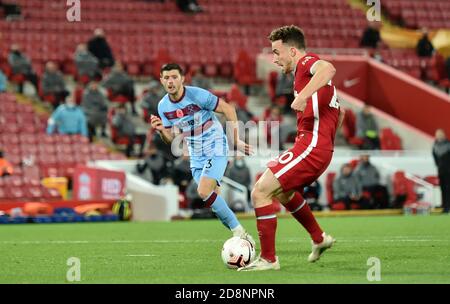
[380,128,402,150]
[326,172,336,207]
[226,84,248,110]
[392,171,417,207]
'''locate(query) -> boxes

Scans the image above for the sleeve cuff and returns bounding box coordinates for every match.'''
[212,96,220,111]
[310,60,319,75]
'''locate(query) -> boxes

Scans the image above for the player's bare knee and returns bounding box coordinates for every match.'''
[251,183,268,206]
[197,186,214,200]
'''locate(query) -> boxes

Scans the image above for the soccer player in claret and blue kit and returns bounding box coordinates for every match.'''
[150,63,255,249]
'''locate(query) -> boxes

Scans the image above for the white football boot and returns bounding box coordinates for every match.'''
[237,255,280,272]
[307,232,335,263]
[240,231,256,249]
[232,225,256,248]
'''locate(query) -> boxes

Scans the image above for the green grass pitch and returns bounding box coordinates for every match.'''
[1,215,449,284]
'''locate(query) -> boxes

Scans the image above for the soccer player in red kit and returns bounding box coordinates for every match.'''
[239,25,345,271]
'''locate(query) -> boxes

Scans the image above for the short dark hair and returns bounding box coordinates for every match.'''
[160,63,184,76]
[268,25,306,50]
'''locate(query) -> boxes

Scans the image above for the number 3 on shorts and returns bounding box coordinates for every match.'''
[278,151,294,164]
[206,159,213,169]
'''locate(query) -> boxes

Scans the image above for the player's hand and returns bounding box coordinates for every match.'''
[150,115,164,131]
[235,140,254,156]
[291,94,308,112]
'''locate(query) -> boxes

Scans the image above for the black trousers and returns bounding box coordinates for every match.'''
[363,185,390,209]
[125,134,146,157]
[439,173,450,213]
[17,72,39,94]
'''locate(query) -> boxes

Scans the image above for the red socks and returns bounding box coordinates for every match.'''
[255,204,277,263]
[285,192,324,244]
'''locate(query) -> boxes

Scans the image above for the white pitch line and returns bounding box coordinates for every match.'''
[126,254,157,257]
[1,238,449,245]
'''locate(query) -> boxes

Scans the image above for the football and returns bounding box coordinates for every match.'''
[221,236,255,269]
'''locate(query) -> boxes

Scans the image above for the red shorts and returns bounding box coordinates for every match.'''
[268,143,333,193]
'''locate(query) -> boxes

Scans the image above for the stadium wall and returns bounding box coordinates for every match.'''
[90,161,179,221]
[257,53,450,137]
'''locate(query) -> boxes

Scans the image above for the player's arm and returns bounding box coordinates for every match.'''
[337,107,345,130]
[291,60,336,112]
[150,115,174,144]
[214,99,253,155]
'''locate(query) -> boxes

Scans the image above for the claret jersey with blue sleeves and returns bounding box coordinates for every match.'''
[157,86,228,169]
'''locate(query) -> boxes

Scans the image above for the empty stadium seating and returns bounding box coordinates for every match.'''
[382,0,450,29]
[0,0,369,77]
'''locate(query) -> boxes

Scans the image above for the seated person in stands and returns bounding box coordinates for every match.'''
[186,179,204,210]
[8,44,39,94]
[333,163,371,210]
[303,180,322,211]
[0,149,14,177]
[446,57,450,80]
[0,68,6,92]
[46,97,88,137]
[81,81,109,141]
[225,156,251,201]
[171,154,192,193]
[416,28,435,58]
[41,61,69,109]
[87,28,115,70]
[102,62,137,114]
[264,104,283,146]
[111,104,146,157]
[360,22,381,49]
[74,43,100,83]
[191,70,213,91]
[0,1,21,18]
[176,0,203,13]
[356,104,380,150]
[135,146,170,185]
[275,72,294,113]
[353,154,390,209]
[140,80,165,122]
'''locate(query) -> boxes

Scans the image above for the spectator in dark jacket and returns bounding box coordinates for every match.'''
[176,0,203,13]
[41,61,69,109]
[172,154,192,193]
[81,81,109,141]
[416,28,435,58]
[74,43,100,82]
[140,80,165,122]
[225,156,252,201]
[136,147,169,185]
[186,179,204,209]
[333,163,370,210]
[275,72,294,112]
[303,181,323,211]
[360,23,381,49]
[432,129,450,214]
[102,62,136,114]
[445,57,450,80]
[191,70,213,90]
[111,104,146,157]
[356,104,380,150]
[8,44,39,94]
[87,28,115,70]
[353,154,389,209]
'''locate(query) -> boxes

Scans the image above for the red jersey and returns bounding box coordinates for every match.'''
[293,53,340,151]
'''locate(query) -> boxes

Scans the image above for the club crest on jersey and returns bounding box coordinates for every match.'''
[176,109,184,118]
